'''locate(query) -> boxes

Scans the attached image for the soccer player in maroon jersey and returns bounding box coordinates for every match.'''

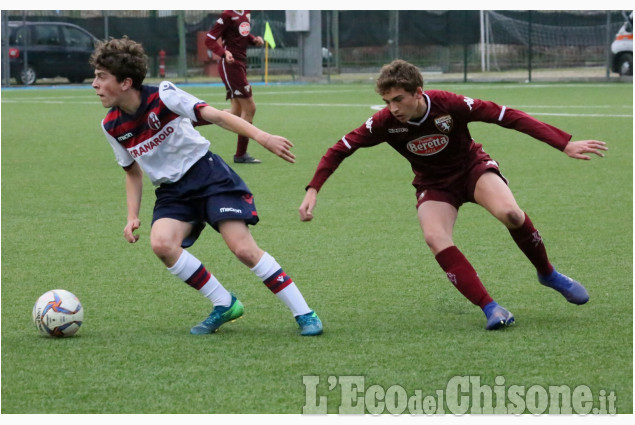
[299,59,607,330]
[206,10,264,164]
[91,37,322,336]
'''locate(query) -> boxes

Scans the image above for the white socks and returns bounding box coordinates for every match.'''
[168,250,311,316]
[251,252,311,317]
[168,250,231,307]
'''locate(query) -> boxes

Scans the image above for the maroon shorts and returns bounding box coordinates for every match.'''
[415,152,508,210]
[218,59,252,100]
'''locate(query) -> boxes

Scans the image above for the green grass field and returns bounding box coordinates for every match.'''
[1,80,632,414]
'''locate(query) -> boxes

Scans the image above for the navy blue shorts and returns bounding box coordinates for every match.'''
[152,152,259,248]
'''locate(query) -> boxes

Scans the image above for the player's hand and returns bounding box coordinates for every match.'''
[564,140,608,160]
[254,36,264,47]
[124,219,141,243]
[299,188,317,222]
[263,134,296,163]
[224,50,235,64]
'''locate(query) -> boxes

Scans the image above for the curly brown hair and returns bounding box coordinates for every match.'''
[89,36,148,90]
[375,59,424,95]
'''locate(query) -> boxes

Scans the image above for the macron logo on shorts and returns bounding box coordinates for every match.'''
[220,207,242,214]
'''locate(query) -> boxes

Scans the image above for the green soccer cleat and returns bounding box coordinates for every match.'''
[190,294,244,335]
[295,311,323,336]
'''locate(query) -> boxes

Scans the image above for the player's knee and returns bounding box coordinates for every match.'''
[230,243,260,267]
[503,207,525,228]
[423,230,452,253]
[150,235,178,261]
[243,108,255,122]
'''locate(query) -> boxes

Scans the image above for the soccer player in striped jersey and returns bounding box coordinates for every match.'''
[299,59,607,330]
[205,10,264,164]
[91,37,321,336]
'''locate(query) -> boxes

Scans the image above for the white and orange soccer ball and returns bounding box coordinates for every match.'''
[32,289,84,337]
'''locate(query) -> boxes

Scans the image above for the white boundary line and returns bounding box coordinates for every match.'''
[3,83,632,119]
[2,98,632,118]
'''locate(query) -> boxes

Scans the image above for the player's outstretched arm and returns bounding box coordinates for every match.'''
[299,188,318,222]
[199,106,296,163]
[563,140,608,160]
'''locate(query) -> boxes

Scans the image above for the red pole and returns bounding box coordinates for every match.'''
[159,49,166,78]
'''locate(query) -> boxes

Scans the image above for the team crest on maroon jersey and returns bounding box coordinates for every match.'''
[434,115,453,134]
[148,112,161,130]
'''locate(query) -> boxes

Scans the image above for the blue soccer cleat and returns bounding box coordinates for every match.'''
[538,269,589,305]
[295,311,323,336]
[483,302,515,331]
[190,294,244,335]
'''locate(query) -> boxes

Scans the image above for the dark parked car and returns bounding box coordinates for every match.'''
[6,21,98,85]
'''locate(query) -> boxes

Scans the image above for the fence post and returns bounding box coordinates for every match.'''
[1,10,10,86]
[527,10,533,83]
[605,11,611,80]
[104,11,109,40]
[464,10,469,83]
[177,11,187,81]
[333,11,340,73]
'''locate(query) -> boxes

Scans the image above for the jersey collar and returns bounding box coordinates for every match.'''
[406,93,431,126]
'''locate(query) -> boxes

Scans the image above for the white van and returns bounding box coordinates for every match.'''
[610,11,633,76]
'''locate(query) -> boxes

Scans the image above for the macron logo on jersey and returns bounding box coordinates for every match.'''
[117,132,133,142]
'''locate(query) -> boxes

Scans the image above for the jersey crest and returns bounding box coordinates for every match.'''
[434,115,453,134]
[148,112,161,130]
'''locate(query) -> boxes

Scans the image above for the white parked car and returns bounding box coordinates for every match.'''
[610,11,633,76]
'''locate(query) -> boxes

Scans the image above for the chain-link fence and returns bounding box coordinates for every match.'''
[2,10,631,86]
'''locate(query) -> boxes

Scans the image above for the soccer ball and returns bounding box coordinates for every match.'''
[32,289,84,337]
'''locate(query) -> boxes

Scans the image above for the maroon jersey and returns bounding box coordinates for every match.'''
[307,90,572,192]
[205,10,258,64]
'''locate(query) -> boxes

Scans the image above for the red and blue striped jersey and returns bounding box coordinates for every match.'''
[101,81,211,185]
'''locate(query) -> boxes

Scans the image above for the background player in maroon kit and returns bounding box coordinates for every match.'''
[299,59,607,330]
[206,10,264,164]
